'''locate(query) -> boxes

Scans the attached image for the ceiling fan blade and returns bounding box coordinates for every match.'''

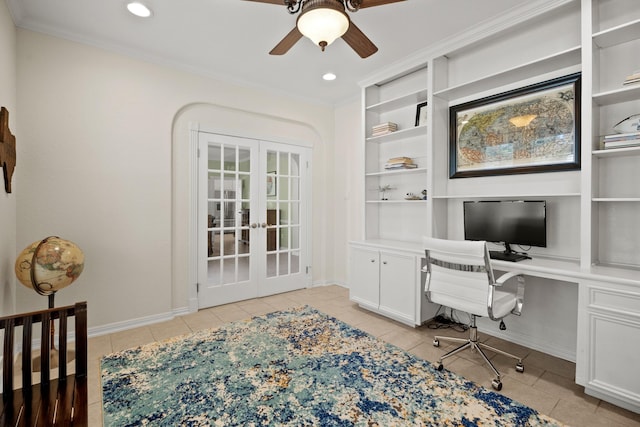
[269,27,303,55]
[243,0,286,4]
[358,0,406,8]
[342,21,378,58]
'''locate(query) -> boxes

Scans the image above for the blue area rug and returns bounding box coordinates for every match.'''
[101,306,564,426]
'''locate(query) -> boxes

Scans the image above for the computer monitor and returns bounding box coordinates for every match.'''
[463,200,547,262]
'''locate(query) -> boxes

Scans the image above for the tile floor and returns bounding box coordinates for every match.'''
[90,285,640,426]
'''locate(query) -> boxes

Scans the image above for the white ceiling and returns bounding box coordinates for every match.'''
[6,0,529,105]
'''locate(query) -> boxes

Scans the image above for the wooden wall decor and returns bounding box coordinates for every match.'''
[0,106,16,193]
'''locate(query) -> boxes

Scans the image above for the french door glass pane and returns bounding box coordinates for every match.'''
[291,250,300,274]
[291,226,300,250]
[267,253,277,278]
[206,142,252,287]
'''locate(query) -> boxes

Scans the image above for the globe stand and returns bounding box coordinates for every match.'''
[28,238,71,372]
[15,236,84,373]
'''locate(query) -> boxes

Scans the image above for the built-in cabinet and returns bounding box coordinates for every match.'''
[579,279,640,413]
[350,0,640,413]
[349,241,431,326]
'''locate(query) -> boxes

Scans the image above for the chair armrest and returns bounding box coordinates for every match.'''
[495,270,524,286]
[494,271,525,316]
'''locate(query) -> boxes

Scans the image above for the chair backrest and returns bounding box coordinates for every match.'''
[1,301,87,395]
[423,237,496,318]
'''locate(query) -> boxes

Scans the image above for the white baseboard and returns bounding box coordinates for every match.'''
[90,282,348,338]
[88,307,188,338]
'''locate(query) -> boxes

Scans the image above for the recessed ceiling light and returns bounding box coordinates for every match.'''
[127,2,152,18]
[323,73,337,81]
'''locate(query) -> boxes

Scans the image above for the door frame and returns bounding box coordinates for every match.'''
[187,123,313,311]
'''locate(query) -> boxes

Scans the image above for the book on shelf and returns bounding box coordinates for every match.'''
[387,156,413,164]
[600,131,640,149]
[384,163,418,170]
[604,130,640,140]
[603,139,640,149]
[384,156,417,170]
[371,122,398,136]
[623,70,640,85]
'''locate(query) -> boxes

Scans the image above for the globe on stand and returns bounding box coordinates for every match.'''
[14,236,85,370]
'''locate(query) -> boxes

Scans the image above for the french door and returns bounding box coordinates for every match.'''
[197,132,310,308]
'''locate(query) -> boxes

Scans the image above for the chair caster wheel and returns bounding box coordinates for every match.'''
[492,379,502,391]
[436,363,443,371]
[516,363,524,373]
[433,339,439,347]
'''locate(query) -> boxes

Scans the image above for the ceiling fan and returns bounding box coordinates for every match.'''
[245,0,406,58]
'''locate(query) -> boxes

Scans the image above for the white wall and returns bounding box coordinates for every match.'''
[16,29,335,329]
[333,98,363,286]
[0,0,17,316]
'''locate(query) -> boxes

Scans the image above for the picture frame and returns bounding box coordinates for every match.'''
[449,73,581,178]
[415,101,428,127]
[266,172,277,196]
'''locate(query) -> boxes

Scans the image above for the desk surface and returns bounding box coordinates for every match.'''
[350,239,640,287]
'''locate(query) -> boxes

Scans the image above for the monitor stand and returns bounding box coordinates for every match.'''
[489,243,531,262]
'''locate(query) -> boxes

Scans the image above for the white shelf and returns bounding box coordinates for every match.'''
[592,198,640,202]
[431,193,581,200]
[365,89,428,113]
[365,168,427,177]
[433,46,581,101]
[592,84,640,106]
[593,146,640,157]
[366,125,427,144]
[593,18,640,48]
[365,200,427,204]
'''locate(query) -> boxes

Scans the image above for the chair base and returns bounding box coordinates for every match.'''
[433,323,524,391]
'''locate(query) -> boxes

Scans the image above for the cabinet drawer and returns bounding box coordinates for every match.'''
[589,286,640,317]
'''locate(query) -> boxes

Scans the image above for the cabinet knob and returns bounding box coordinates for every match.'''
[382,261,387,265]
[370,259,375,263]
[250,223,258,228]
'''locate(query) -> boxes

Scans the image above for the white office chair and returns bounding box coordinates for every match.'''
[422,237,525,391]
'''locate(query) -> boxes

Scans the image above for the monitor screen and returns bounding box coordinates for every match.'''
[463,200,547,248]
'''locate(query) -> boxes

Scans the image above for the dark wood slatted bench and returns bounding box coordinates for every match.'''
[0,302,88,426]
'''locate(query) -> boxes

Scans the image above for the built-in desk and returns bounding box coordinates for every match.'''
[348,239,640,414]
[491,256,581,283]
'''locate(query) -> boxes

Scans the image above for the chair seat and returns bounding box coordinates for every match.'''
[493,289,518,318]
[428,289,517,319]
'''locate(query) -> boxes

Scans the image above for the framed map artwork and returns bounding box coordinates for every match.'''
[449,73,581,178]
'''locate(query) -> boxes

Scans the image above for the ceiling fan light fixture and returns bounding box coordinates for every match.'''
[297,4,349,51]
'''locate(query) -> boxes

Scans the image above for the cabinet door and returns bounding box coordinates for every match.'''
[379,251,416,324]
[349,246,380,310]
[583,280,640,411]
[587,313,640,410]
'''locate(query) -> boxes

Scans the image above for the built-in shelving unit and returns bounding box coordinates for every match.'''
[433,46,582,101]
[362,65,429,242]
[431,193,581,199]
[365,125,427,144]
[592,146,640,157]
[592,18,640,48]
[365,167,427,177]
[365,89,429,114]
[584,0,640,272]
[351,0,640,413]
